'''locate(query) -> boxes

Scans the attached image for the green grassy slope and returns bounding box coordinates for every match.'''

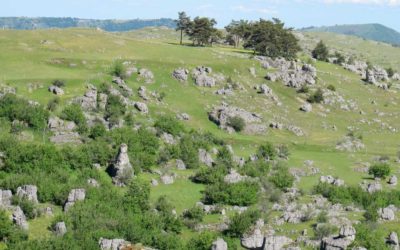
[1,27,400,247]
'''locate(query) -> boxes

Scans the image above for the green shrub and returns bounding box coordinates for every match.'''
[241,160,270,178]
[179,135,199,169]
[0,94,49,130]
[307,88,324,104]
[269,165,294,190]
[105,95,126,127]
[327,84,336,91]
[192,165,228,184]
[257,142,276,161]
[368,163,391,179]
[203,181,259,206]
[312,40,329,61]
[111,61,126,79]
[227,116,245,132]
[333,51,345,65]
[12,197,38,219]
[187,231,216,250]
[89,123,107,139]
[60,104,87,134]
[386,67,395,78]
[183,206,205,223]
[313,224,337,240]
[154,115,184,136]
[353,223,391,250]
[226,209,260,237]
[47,97,60,111]
[297,85,309,93]
[52,79,65,88]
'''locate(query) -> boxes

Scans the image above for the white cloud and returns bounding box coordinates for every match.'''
[232,5,278,14]
[322,0,400,5]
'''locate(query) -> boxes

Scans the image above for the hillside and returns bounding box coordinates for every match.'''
[0,17,176,31]
[301,23,400,46]
[0,28,400,249]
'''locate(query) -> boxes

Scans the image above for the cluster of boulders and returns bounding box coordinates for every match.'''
[321,225,356,250]
[172,68,189,82]
[63,188,86,212]
[112,76,133,96]
[320,175,345,186]
[107,144,134,186]
[138,68,154,83]
[48,116,81,144]
[336,136,365,152]
[241,219,293,249]
[192,66,216,87]
[208,103,267,134]
[48,85,64,95]
[262,57,317,89]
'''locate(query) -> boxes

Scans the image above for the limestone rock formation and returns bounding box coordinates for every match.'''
[112,77,133,96]
[134,102,149,114]
[108,144,134,186]
[0,189,12,207]
[48,85,64,95]
[138,68,154,83]
[224,169,246,184]
[99,238,129,250]
[300,103,312,113]
[192,66,216,87]
[199,149,214,167]
[160,174,174,185]
[211,238,228,250]
[64,189,86,212]
[172,68,189,82]
[321,225,356,250]
[378,206,396,221]
[389,175,398,186]
[12,206,29,230]
[208,103,265,134]
[16,185,38,204]
[54,221,67,236]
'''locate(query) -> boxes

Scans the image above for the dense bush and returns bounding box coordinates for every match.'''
[47,97,60,111]
[368,163,391,179]
[179,134,200,169]
[327,84,336,92]
[105,95,126,127]
[60,104,87,134]
[52,79,65,88]
[192,165,228,184]
[307,88,324,104]
[187,231,216,250]
[183,206,205,223]
[203,181,259,206]
[227,116,245,132]
[226,209,260,237]
[154,115,184,136]
[111,61,126,79]
[312,40,329,61]
[352,223,391,250]
[0,94,49,130]
[257,142,276,161]
[269,165,294,190]
[241,160,270,178]
[0,209,28,244]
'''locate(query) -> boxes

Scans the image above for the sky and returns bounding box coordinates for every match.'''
[1,0,400,31]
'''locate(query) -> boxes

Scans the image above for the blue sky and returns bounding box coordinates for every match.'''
[2,0,400,31]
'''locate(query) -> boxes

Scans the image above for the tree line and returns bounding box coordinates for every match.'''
[175,12,300,59]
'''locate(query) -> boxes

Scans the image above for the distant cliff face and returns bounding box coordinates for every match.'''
[301,23,400,46]
[0,17,176,31]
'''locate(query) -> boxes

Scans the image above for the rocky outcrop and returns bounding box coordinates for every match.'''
[320,176,345,186]
[265,59,317,89]
[211,238,228,250]
[263,235,293,250]
[75,84,98,111]
[64,189,86,212]
[387,232,399,250]
[336,136,365,152]
[138,86,149,100]
[192,66,216,87]
[16,185,38,204]
[365,66,389,85]
[138,68,154,83]
[176,159,186,170]
[378,206,396,221]
[48,116,81,144]
[176,113,190,121]
[208,103,265,134]
[134,102,149,114]
[12,206,28,230]
[54,221,67,236]
[224,169,246,184]
[108,144,134,186]
[300,103,312,113]
[389,175,398,186]
[112,77,133,96]
[48,85,64,95]
[343,61,368,77]
[0,189,12,207]
[321,225,356,250]
[366,182,382,193]
[99,238,130,250]
[199,149,214,167]
[172,68,189,82]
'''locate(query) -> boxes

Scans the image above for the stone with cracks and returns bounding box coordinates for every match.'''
[99,238,129,250]
[199,149,214,167]
[134,102,148,114]
[212,238,228,250]
[138,68,154,83]
[12,206,28,230]
[172,68,189,82]
[0,189,13,207]
[108,144,134,186]
[64,188,86,212]
[378,206,395,221]
[54,221,67,236]
[16,185,38,204]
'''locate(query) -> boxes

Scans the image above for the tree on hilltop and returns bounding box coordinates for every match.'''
[175,12,191,45]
